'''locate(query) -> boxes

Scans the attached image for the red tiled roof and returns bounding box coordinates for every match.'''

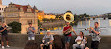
[22,6,28,12]
[31,8,34,13]
[13,4,34,13]
[14,4,21,8]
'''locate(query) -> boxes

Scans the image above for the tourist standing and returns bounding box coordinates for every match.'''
[0,23,10,49]
[27,23,35,40]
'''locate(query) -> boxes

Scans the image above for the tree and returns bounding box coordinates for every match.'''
[55,15,59,18]
[74,14,79,21]
[78,13,90,21]
[8,21,21,33]
[38,20,42,26]
[70,14,79,26]
[55,15,63,20]
[42,18,50,22]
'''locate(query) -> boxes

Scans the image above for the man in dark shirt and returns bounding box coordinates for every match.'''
[0,23,10,49]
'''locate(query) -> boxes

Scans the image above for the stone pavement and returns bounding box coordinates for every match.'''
[2,34,111,49]
[0,47,24,49]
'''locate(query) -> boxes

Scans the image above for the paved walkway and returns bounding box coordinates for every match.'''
[0,47,24,49]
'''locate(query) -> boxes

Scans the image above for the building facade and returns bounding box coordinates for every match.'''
[0,0,6,22]
[44,13,56,19]
[37,10,56,21]
[3,3,38,34]
[37,10,45,21]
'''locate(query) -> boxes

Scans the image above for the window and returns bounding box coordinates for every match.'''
[0,13,1,15]
[28,19,32,24]
[2,8,3,10]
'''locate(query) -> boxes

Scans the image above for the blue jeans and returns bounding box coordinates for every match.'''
[65,36,71,43]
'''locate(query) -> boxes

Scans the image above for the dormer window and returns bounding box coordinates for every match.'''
[0,13,1,15]
[2,8,3,10]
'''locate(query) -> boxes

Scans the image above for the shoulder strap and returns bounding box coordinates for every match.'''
[83,36,85,39]
[81,36,85,41]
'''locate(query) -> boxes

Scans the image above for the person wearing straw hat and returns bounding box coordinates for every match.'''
[40,30,54,49]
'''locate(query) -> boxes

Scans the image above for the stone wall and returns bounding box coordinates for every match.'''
[6,34,111,49]
[42,20,65,28]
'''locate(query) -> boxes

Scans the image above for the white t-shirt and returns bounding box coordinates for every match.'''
[75,36,87,44]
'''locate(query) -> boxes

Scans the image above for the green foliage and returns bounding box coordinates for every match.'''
[55,15,63,19]
[74,14,80,21]
[42,18,50,22]
[42,18,60,22]
[79,13,90,20]
[70,13,90,26]
[74,13,90,21]
[107,14,111,19]
[8,21,21,33]
[70,14,79,26]
[108,16,111,19]
[38,20,42,26]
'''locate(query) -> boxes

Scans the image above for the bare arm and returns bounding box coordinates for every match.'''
[31,30,35,33]
[49,40,53,43]
[30,27,35,33]
[91,27,100,35]
[85,37,87,42]
[70,26,77,35]
[0,28,6,32]
[63,27,65,33]
[92,29,100,35]
[63,31,65,33]
[72,30,77,36]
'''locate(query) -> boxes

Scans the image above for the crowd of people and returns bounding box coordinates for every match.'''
[0,21,101,49]
[39,22,101,49]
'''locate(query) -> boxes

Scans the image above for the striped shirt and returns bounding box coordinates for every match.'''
[90,27,101,41]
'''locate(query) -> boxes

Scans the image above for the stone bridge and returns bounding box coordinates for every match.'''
[3,33,111,49]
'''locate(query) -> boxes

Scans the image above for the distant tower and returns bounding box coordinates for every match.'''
[0,0,2,5]
[33,5,38,10]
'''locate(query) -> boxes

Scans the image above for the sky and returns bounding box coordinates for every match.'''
[2,0,111,15]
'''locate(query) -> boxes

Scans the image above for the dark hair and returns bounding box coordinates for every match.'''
[28,23,32,25]
[95,22,99,24]
[80,31,84,36]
